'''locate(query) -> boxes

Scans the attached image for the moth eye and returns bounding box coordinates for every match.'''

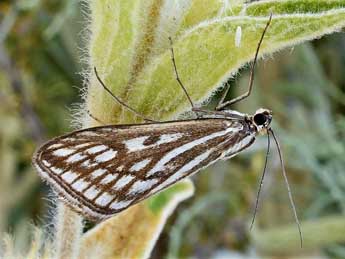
[253,113,267,126]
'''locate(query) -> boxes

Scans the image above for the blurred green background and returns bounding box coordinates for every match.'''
[0,1,345,258]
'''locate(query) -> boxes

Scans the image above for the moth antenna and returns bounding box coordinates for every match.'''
[250,131,270,230]
[93,67,158,123]
[168,37,195,110]
[269,129,303,248]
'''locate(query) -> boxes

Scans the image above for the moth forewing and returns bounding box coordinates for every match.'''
[33,117,257,220]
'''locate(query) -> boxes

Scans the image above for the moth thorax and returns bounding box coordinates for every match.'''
[252,108,272,134]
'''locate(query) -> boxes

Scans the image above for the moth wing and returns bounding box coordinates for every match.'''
[33,119,249,220]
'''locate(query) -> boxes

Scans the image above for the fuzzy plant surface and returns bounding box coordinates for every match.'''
[48,0,345,258]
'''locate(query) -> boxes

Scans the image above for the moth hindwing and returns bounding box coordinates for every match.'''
[33,117,259,220]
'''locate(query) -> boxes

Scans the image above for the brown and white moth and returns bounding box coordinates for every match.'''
[33,109,271,219]
[32,14,302,245]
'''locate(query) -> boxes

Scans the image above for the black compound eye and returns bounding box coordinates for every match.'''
[253,113,267,126]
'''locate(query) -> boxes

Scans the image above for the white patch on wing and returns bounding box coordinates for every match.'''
[63,137,78,142]
[147,128,236,176]
[95,192,113,206]
[113,175,135,190]
[84,186,100,200]
[74,143,93,149]
[53,148,75,157]
[42,160,51,167]
[156,133,183,145]
[110,199,133,210]
[128,179,158,195]
[71,179,89,192]
[81,160,90,167]
[51,167,63,175]
[77,131,100,137]
[81,159,98,168]
[223,134,254,158]
[91,168,107,179]
[47,143,63,149]
[95,149,117,162]
[123,136,150,152]
[149,150,213,194]
[129,158,151,172]
[100,174,118,185]
[85,145,108,154]
[116,165,124,172]
[61,171,79,183]
[124,133,184,153]
[66,153,87,163]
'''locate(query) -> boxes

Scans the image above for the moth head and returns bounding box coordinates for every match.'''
[252,108,272,133]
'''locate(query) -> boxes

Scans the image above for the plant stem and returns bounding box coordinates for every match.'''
[54,202,83,259]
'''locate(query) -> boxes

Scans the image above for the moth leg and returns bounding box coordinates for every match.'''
[217,82,231,110]
[216,14,272,111]
[168,37,201,118]
[93,67,159,123]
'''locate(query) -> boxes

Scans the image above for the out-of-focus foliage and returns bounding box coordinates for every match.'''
[0,0,344,258]
[0,0,82,254]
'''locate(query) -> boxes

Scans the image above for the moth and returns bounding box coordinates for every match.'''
[33,109,270,218]
[32,14,302,245]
